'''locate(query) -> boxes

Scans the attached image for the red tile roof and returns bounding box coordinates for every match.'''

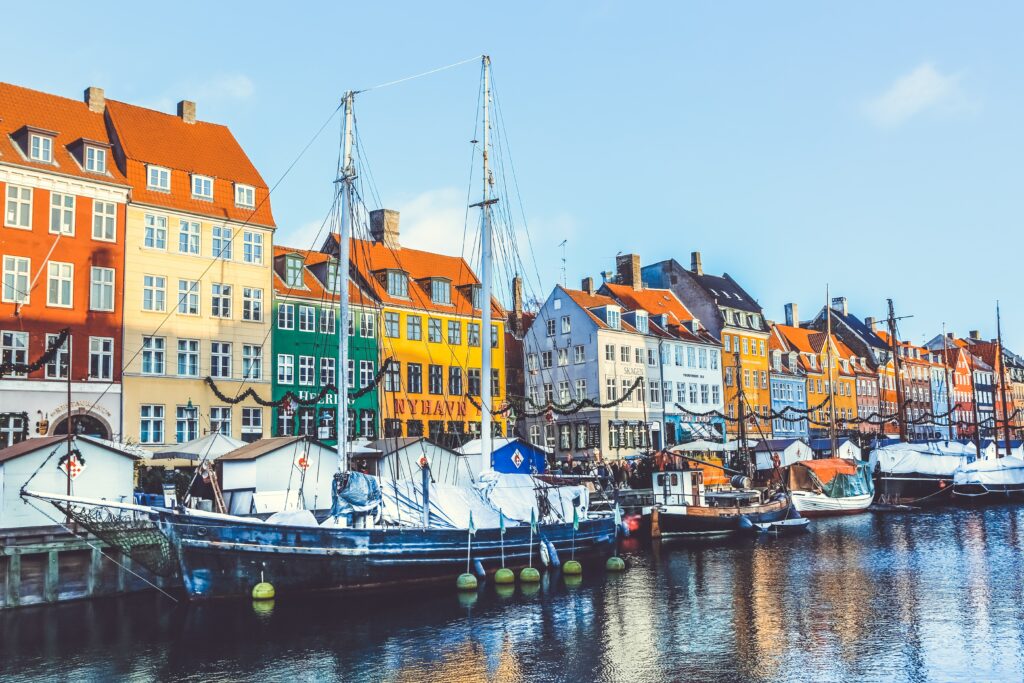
[601,283,695,323]
[0,82,128,186]
[105,99,274,227]
[559,286,640,333]
[273,244,372,306]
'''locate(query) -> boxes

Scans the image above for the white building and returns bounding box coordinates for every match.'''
[218,436,340,515]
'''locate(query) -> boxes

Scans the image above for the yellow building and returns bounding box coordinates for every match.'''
[323,209,506,445]
[107,98,276,445]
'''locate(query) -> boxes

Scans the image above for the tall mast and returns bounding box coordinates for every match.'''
[942,322,954,440]
[825,289,838,457]
[477,55,496,474]
[969,348,981,458]
[337,90,355,472]
[997,301,1013,455]
[886,299,908,442]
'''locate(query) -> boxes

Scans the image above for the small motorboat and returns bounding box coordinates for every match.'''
[952,456,1024,502]
[740,515,810,536]
[787,458,874,517]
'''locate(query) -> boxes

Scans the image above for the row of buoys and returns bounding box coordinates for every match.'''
[455,555,626,590]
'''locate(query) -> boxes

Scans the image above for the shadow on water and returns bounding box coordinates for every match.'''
[4,505,1024,682]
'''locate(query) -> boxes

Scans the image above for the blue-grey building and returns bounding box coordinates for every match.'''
[768,324,808,439]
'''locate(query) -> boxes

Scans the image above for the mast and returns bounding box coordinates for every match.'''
[969,348,982,459]
[942,323,954,440]
[337,90,355,472]
[886,299,908,442]
[997,301,1013,456]
[825,289,838,457]
[734,348,751,478]
[477,55,497,474]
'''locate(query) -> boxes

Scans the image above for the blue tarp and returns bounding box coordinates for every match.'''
[491,440,547,474]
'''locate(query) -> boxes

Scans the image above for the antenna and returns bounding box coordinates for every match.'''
[558,239,567,287]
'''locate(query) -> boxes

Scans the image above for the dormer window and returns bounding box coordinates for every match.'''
[725,310,734,325]
[147,165,170,192]
[192,175,213,200]
[29,133,53,162]
[85,146,106,173]
[430,278,451,305]
[285,255,304,288]
[380,270,408,298]
[235,184,255,208]
[634,312,648,331]
[470,285,482,310]
[326,260,341,293]
[606,307,621,330]
[772,350,782,370]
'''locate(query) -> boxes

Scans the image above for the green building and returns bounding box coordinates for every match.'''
[271,246,379,445]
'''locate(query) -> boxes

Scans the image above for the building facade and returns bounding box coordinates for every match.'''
[768,324,808,439]
[110,98,276,446]
[0,84,129,446]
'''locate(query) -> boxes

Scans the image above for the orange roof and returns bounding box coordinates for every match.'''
[105,99,274,227]
[560,286,640,333]
[339,237,504,318]
[0,82,128,186]
[273,244,372,306]
[601,283,695,323]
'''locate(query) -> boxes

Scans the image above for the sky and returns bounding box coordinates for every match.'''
[4,2,1022,347]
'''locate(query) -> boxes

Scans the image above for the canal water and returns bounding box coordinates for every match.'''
[3,504,1024,683]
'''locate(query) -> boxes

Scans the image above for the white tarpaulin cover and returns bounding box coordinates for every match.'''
[870,447,969,476]
[953,456,1024,487]
[378,472,588,530]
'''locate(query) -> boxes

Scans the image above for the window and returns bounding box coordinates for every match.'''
[177,339,199,376]
[431,279,451,304]
[144,214,167,249]
[211,283,232,318]
[648,348,657,366]
[574,345,585,364]
[92,200,116,241]
[5,185,32,228]
[710,350,719,370]
[90,267,115,311]
[326,261,340,293]
[277,354,294,383]
[359,360,375,388]
[675,345,684,366]
[243,344,262,380]
[561,316,571,334]
[399,362,420,394]
[192,175,213,200]
[177,279,199,315]
[620,346,630,363]
[44,333,70,379]
[277,409,295,438]
[575,378,587,400]
[447,320,461,345]
[29,133,53,162]
[759,340,765,356]
[541,351,553,368]
[428,318,442,342]
[698,348,708,369]
[278,303,294,329]
[384,362,401,392]
[212,226,232,259]
[347,311,354,336]
[1,331,28,377]
[527,353,538,371]
[742,338,749,355]
[558,381,570,402]
[320,309,336,334]
[176,405,199,444]
[529,424,542,446]
[235,184,255,207]
[298,355,315,385]
[650,381,661,403]
[384,312,400,338]
[141,336,165,374]
[89,337,113,380]
[605,344,615,361]
[607,309,621,329]
[449,367,463,395]
[724,336,731,352]
[492,325,500,349]
[386,271,408,297]
[543,383,554,403]
[687,346,697,367]
[147,165,170,191]
[243,288,263,321]
[635,348,643,364]
[701,384,710,404]
[360,312,375,338]
[546,319,556,337]
[139,405,164,444]
[49,193,75,235]
[621,378,631,400]
[606,378,618,401]
[243,231,263,264]
[492,369,500,397]
[407,314,422,341]
[210,407,231,435]
[677,383,686,404]
[47,262,73,307]
[468,323,481,347]
[429,364,443,394]
[211,342,232,378]
[557,348,568,366]
[284,256,303,287]
[85,146,106,174]
[177,220,201,255]
[320,357,336,386]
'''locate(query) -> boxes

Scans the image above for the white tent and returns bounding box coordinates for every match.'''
[155,432,246,461]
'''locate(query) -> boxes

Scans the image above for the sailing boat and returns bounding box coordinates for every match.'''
[25,57,617,599]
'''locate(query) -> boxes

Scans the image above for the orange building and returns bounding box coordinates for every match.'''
[774,324,857,438]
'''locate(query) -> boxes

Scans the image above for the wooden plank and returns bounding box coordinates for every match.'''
[44,551,58,603]
[6,554,20,607]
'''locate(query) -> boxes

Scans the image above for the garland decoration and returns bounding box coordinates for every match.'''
[204,358,393,407]
[0,327,69,378]
[469,376,647,418]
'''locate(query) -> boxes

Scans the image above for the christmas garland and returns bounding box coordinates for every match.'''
[0,327,69,378]
[203,358,393,407]
[470,376,647,418]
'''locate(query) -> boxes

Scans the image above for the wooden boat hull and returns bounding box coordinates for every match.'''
[790,491,873,518]
[874,474,953,506]
[952,483,1024,502]
[154,510,617,600]
[654,497,791,537]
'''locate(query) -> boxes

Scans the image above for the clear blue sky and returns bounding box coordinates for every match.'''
[4,2,1021,347]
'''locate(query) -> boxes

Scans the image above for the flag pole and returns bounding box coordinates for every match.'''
[529,510,534,568]
[466,512,473,574]
[500,509,505,568]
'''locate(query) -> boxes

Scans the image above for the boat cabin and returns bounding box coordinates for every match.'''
[652,469,706,507]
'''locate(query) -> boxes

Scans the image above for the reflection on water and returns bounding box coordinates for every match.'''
[4,505,1024,682]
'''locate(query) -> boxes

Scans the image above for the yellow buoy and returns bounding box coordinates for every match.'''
[494,567,515,585]
[606,556,626,572]
[457,572,478,591]
[252,581,275,601]
[519,566,541,583]
[563,560,583,575]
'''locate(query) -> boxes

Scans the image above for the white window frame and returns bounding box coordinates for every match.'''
[177,338,200,377]
[85,146,107,174]
[139,405,165,444]
[320,357,336,386]
[211,341,232,379]
[179,220,201,255]
[277,354,294,384]
[210,407,232,436]
[44,332,70,379]
[49,192,75,235]
[277,303,294,330]
[211,283,232,318]
[143,214,167,250]
[299,306,315,332]
[147,165,170,191]
[212,225,232,260]
[243,231,263,264]
[92,199,116,241]
[241,408,262,437]
[1,331,29,378]
[191,174,213,200]
[141,336,165,375]
[177,279,200,316]
[320,308,336,335]
[142,275,166,312]
[29,133,53,162]
[242,344,262,380]
[5,185,32,229]
[242,287,263,321]
[90,266,115,312]
[2,255,30,304]
[298,355,315,386]
[235,183,255,208]
[89,336,114,380]
[46,261,74,308]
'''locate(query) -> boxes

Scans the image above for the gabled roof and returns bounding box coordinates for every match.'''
[558,286,640,334]
[219,436,332,461]
[272,244,373,306]
[105,99,274,227]
[367,437,457,456]
[694,272,763,315]
[599,283,719,344]
[0,82,128,186]
[753,438,808,451]
[0,435,141,464]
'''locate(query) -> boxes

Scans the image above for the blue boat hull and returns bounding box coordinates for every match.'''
[155,511,617,599]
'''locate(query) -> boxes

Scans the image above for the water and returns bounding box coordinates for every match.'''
[4,505,1024,683]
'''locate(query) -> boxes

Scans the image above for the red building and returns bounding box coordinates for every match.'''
[0,84,128,445]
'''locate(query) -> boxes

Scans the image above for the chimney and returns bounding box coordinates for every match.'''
[84,86,105,113]
[581,277,595,295]
[969,330,980,340]
[177,100,196,124]
[512,276,523,317]
[865,316,876,331]
[615,253,641,291]
[601,271,613,283]
[784,303,799,328]
[947,332,954,340]
[831,296,848,317]
[369,209,401,250]
[690,251,703,276]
